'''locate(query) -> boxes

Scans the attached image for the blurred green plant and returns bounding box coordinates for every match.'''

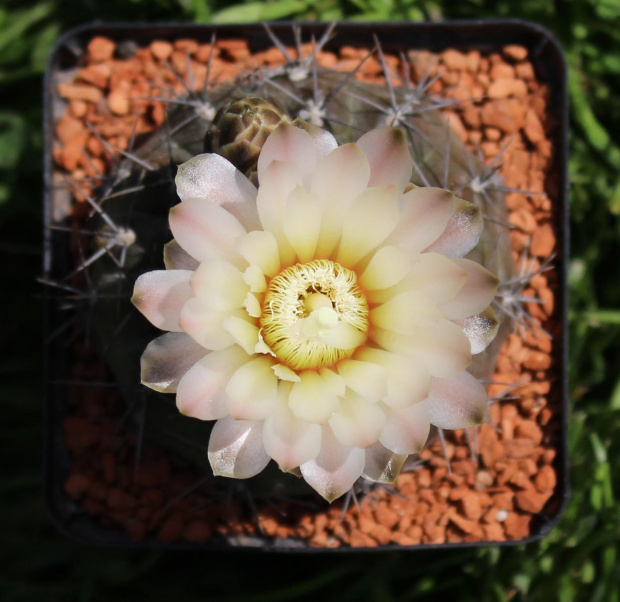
[1,0,620,601]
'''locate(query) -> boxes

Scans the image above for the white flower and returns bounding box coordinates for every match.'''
[132,123,499,502]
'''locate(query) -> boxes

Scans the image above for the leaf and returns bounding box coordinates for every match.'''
[0,112,26,170]
[0,2,53,59]
[212,0,309,23]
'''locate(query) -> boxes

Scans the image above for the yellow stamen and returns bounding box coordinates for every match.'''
[260,260,368,371]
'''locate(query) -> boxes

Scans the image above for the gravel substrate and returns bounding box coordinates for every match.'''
[53,32,562,548]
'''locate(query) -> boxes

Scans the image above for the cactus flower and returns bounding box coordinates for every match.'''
[132,123,500,502]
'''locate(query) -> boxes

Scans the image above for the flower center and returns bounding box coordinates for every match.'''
[260,260,369,371]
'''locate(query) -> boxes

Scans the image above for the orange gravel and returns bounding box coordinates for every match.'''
[55,33,562,548]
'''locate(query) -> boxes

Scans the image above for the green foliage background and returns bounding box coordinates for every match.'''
[1,0,619,600]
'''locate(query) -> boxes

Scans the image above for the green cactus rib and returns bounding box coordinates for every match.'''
[72,29,518,493]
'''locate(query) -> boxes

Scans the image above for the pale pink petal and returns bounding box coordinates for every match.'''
[256,160,300,265]
[439,258,499,319]
[370,291,441,335]
[282,186,322,262]
[140,332,207,393]
[300,425,365,502]
[257,123,318,187]
[310,143,370,201]
[236,231,280,278]
[163,240,199,271]
[367,252,467,306]
[337,359,387,403]
[423,198,483,258]
[386,187,455,254]
[372,318,471,379]
[190,259,249,311]
[328,393,386,449]
[454,307,500,355]
[426,371,488,429]
[292,118,338,157]
[356,127,412,191]
[380,400,431,455]
[179,298,247,350]
[355,347,431,409]
[362,441,408,484]
[225,356,278,420]
[132,270,193,332]
[208,417,270,478]
[243,265,267,293]
[176,346,249,420]
[175,153,260,230]
[169,198,246,265]
[263,385,322,470]
[337,185,400,267]
[358,246,410,291]
[288,370,341,424]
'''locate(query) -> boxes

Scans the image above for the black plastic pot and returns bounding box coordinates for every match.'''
[43,19,569,550]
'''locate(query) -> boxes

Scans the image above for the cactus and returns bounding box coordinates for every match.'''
[53,25,526,503]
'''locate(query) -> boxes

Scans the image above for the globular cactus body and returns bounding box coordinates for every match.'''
[86,27,516,497]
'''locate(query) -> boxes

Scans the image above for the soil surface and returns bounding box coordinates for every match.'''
[53,32,563,548]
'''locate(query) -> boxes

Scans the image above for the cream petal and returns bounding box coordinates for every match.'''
[362,441,408,484]
[132,270,193,332]
[140,332,208,393]
[337,359,387,403]
[176,346,249,420]
[190,259,249,311]
[257,124,318,187]
[319,321,367,350]
[225,356,278,421]
[243,292,262,318]
[300,425,365,502]
[423,198,483,258]
[236,231,280,278]
[337,186,400,267]
[367,252,467,306]
[319,368,346,397]
[288,370,340,423]
[243,265,267,293]
[370,291,441,335]
[358,246,410,291]
[272,364,301,382]
[328,393,386,449]
[208,417,270,479]
[386,187,456,254]
[256,160,300,265]
[263,387,322,470]
[169,198,246,265]
[179,298,245,350]
[356,127,412,191]
[380,400,431,455]
[454,307,500,355]
[222,315,260,355]
[439,258,500,319]
[163,240,199,271]
[175,153,260,230]
[426,371,488,429]
[372,318,471,379]
[283,186,322,262]
[355,347,431,409]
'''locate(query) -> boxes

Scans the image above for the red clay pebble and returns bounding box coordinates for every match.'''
[488,78,528,99]
[503,512,532,539]
[87,37,116,62]
[183,521,213,543]
[523,351,552,371]
[535,465,557,493]
[515,420,544,445]
[65,473,91,499]
[442,49,469,70]
[106,488,136,510]
[150,40,173,61]
[503,438,536,459]
[531,222,555,257]
[449,512,477,535]
[63,417,100,450]
[58,83,103,103]
[350,530,378,548]
[515,490,552,513]
[503,45,528,61]
[481,98,525,133]
[157,513,185,543]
